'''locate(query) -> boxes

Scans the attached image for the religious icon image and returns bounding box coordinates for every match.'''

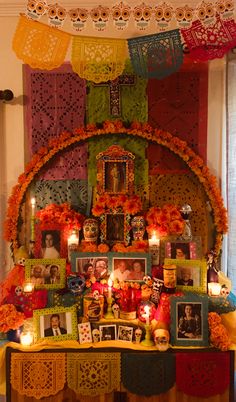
[105,161,126,193]
[106,213,124,242]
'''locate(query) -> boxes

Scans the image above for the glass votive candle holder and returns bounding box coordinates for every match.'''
[208,282,222,296]
[20,332,34,346]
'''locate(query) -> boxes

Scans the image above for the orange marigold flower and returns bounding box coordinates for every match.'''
[98,243,110,253]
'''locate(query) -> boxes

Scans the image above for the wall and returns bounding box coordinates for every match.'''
[0,14,226,281]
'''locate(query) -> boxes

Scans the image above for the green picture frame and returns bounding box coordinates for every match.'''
[25,258,66,289]
[170,292,209,347]
[110,252,151,282]
[164,258,207,293]
[33,306,78,342]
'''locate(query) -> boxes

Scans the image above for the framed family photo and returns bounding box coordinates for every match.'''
[70,252,110,280]
[25,258,66,289]
[161,236,202,264]
[170,293,208,347]
[164,258,207,293]
[110,252,151,282]
[33,306,78,341]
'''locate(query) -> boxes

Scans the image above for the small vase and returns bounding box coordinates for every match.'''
[6,326,23,343]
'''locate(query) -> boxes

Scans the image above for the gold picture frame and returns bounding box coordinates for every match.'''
[25,258,66,289]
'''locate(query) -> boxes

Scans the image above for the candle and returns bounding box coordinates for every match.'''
[23,282,34,294]
[67,230,79,261]
[20,332,34,346]
[208,282,222,296]
[108,278,113,298]
[30,197,36,241]
[143,305,150,325]
[148,233,160,265]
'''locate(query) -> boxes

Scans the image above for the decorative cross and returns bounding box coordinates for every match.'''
[94,74,136,116]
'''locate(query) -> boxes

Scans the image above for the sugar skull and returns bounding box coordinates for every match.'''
[26,0,47,20]
[134,327,142,343]
[92,328,100,343]
[112,1,131,30]
[133,2,152,30]
[131,215,146,241]
[68,7,88,31]
[216,0,234,20]
[47,3,67,28]
[83,218,99,242]
[15,286,23,297]
[90,5,110,31]
[175,5,195,28]
[112,303,120,319]
[196,1,216,26]
[154,328,170,351]
[154,2,174,30]
[67,275,85,295]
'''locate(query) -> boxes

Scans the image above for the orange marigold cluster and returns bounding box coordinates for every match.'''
[0,304,25,333]
[145,204,184,237]
[208,312,231,351]
[36,203,85,230]
[92,193,142,216]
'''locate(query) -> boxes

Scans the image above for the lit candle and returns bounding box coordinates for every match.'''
[23,282,34,294]
[148,233,160,265]
[67,230,79,261]
[30,197,36,241]
[143,305,150,325]
[108,278,113,298]
[208,282,222,296]
[20,332,34,346]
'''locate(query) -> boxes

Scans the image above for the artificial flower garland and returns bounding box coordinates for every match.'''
[4,120,228,256]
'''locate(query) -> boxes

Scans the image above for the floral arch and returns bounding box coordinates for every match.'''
[4,120,227,256]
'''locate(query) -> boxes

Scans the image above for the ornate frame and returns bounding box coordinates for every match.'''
[4,121,227,257]
[96,144,135,195]
[100,212,131,245]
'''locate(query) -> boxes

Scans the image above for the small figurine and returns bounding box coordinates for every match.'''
[112,303,120,319]
[92,328,100,343]
[207,250,219,283]
[134,327,142,344]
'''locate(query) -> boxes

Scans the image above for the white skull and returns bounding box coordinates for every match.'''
[112,303,120,319]
[134,327,142,343]
[15,286,23,296]
[92,328,100,343]
[154,329,170,351]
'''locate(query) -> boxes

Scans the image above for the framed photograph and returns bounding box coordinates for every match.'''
[99,324,117,341]
[96,144,135,195]
[25,258,66,289]
[161,236,202,264]
[33,306,78,341]
[164,258,207,293]
[110,252,151,282]
[100,213,131,246]
[34,223,68,259]
[70,252,110,279]
[170,293,208,347]
[117,325,133,342]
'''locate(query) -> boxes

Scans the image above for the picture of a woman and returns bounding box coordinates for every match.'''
[127,259,145,281]
[177,303,201,339]
[40,230,60,259]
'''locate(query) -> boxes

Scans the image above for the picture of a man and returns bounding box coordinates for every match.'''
[171,243,190,260]
[44,314,67,337]
[31,265,45,285]
[41,231,60,259]
[45,264,60,284]
[94,258,108,280]
[113,259,130,281]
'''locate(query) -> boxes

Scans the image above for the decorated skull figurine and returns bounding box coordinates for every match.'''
[92,328,100,343]
[131,215,146,241]
[112,303,120,319]
[83,218,99,242]
[154,328,170,351]
[67,275,85,295]
[134,327,143,344]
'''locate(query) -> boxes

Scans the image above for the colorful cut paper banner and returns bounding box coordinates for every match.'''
[71,36,127,83]
[128,30,183,79]
[181,14,236,61]
[12,14,71,70]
